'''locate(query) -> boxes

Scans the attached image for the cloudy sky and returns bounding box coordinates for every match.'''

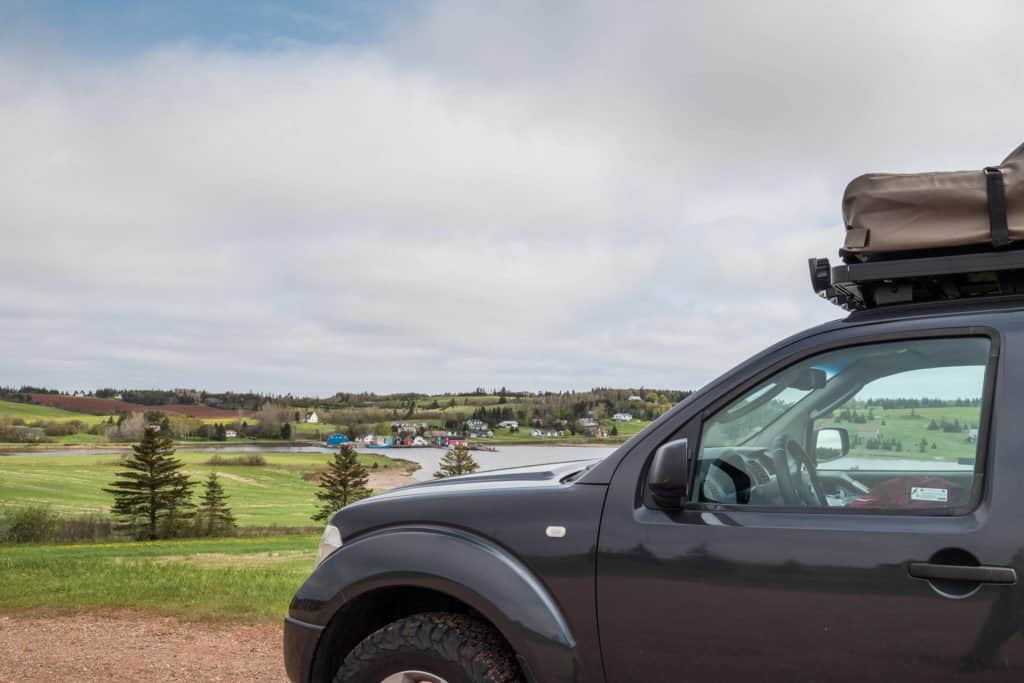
[2,1,1023,395]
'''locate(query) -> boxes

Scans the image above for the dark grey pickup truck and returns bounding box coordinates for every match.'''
[284,289,1024,682]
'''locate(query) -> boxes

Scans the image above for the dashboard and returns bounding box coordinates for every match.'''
[697,446,872,507]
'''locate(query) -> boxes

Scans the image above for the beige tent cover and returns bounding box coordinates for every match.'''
[843,143,1024,254]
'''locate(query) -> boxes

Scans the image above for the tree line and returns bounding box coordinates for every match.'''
[4,385,691,416]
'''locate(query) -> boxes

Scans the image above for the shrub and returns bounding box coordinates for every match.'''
[0,506,118,544]
[54,513,116,543]
[0,506,59,543]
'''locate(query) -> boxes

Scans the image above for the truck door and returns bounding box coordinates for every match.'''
[597,328,1024,682]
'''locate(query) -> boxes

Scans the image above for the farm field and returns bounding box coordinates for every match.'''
[24,393,254,419]
[0,399,114,425]
[0,450,413,527]
[0,534,316,621]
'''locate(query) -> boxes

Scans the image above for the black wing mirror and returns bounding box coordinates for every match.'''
[647,438,690,509]
[814,427,849,463]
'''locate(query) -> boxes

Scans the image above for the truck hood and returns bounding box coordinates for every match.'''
[347,458,598,507]
[326,458,605,557]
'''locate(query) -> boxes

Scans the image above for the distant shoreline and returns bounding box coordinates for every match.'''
[0,437,630,455]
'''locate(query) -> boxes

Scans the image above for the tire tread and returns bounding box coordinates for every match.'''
[333,611,521,683]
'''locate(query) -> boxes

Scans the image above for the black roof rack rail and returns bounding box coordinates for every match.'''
[809,250,1024,311]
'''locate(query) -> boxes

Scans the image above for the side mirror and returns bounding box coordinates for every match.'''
[815,427,849,463]
[648,438,690,509]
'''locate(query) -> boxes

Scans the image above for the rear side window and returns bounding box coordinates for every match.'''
[693,336,992,513]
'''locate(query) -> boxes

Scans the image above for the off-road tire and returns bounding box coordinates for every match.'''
[333,611,523,683]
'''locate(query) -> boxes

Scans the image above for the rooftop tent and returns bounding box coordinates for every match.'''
[811,142,1024,310]
[841,142,1024,258]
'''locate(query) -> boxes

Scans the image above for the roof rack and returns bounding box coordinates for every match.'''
[809,250,1024,311]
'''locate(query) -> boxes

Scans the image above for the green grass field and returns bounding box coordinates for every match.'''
[0,535,316,620]
[0,399,114,425]
[0,450,412,527]
[818,405,980,462]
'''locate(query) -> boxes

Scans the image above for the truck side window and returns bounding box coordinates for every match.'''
[693,336,991,512]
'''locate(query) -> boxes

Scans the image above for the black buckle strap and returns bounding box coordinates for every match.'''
[985,166,1010,247]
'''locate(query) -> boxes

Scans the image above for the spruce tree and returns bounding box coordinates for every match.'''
[103,428,195,540]
[313,444,371,522]
[196,472,237,536]
[160,473,197,538]
[434,445,479,478]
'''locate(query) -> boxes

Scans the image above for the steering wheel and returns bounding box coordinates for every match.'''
[770,434,827,507]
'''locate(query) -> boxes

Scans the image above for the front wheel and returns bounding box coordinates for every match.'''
[333,612,523,683]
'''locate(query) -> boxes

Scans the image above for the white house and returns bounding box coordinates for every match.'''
[612,413,633,422]
[578,417,598,428]
[628,395,643,402]
[225,429,238,439]
[305,411,319,424]
[391,422,420,434]
[497,420,519,430]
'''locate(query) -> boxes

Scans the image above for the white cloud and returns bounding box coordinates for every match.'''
[2,1,1023,393]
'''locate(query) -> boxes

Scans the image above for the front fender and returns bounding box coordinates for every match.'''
[290,525,582,682]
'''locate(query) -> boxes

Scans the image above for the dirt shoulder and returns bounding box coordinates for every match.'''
[0,610,286,682]
[368,467,416,490]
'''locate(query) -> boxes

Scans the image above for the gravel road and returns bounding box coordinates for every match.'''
[0,611,286,682]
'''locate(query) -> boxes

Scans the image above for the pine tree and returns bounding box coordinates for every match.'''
[434,445,479,479]
[195,472,236,536]
[313,444,371,522]
[161,473,197,538]
[103,428,195,540]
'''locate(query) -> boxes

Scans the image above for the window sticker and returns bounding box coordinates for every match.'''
[910,487,949,503]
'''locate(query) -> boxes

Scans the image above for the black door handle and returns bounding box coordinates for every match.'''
[908,562,1017,585]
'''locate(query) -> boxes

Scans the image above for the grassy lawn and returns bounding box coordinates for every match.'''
[0,450,411,527]
[290,422,345,439]
[0,535,316,620]
[609,419,649,438]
